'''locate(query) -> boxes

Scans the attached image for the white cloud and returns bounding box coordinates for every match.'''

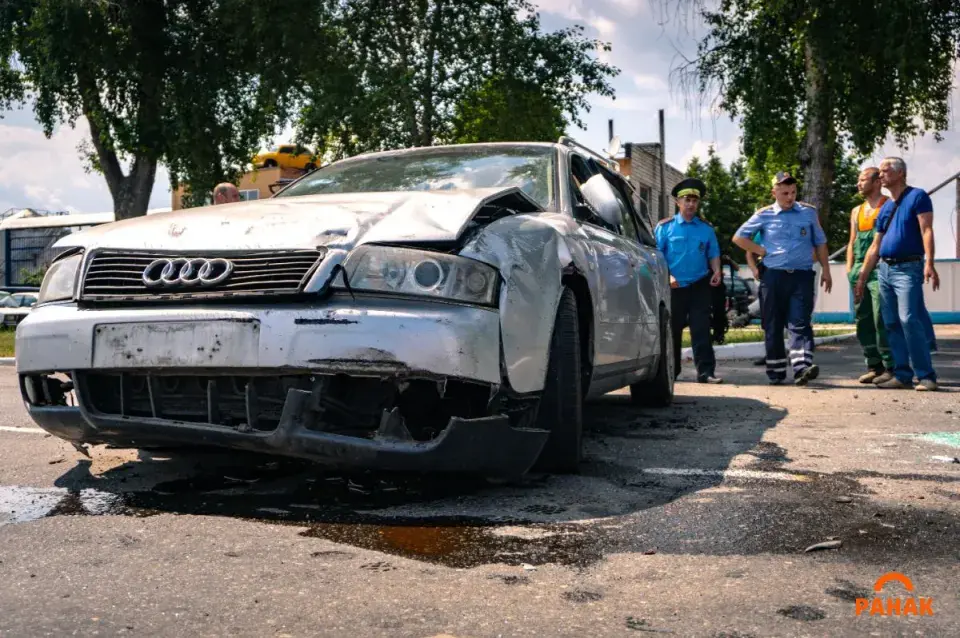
[633,73,669,92]
[589,16,617,38]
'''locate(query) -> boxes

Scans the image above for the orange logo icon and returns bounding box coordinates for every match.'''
[855,573,934,617]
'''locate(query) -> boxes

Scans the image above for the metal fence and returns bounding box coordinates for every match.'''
[1,227,73,289]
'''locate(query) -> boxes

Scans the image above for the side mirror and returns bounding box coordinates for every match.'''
[580,174,624,228]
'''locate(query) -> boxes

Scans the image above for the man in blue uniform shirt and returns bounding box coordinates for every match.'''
[854,157,940,391]
[733,171,833,385]
[655,177,724,384]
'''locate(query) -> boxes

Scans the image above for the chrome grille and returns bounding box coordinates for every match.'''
[80,249,326,301]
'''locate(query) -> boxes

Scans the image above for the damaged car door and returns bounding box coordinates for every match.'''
[568,153,645,378]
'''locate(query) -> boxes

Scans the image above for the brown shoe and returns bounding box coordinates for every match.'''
[872,371,895,385]
[877,377,909,389]
[859,369,884,384]
[916,379,939,392]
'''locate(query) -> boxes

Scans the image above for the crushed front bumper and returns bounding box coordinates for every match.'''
[26,391,548,477]
[17,296,548,476]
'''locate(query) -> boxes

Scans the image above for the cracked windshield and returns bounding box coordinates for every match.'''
[0,0,957,636]
[277,147,556,208]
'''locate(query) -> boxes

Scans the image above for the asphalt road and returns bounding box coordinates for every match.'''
[1,329,958,637]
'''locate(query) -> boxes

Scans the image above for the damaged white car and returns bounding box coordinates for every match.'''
[16,140,672,477]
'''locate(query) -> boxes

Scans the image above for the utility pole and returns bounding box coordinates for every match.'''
[659,109,667,220]
[956,177,959,258]
[608,119,614,143]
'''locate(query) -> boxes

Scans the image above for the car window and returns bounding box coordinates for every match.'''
[276,146,557,209]
[599,166,656,247]
[278,145,295,154]
[0,296,16,308]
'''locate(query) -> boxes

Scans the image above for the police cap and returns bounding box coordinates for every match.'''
[671,177,707,199]
[772,170,798,187]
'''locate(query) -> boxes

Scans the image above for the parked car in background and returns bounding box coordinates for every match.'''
[16,139,673,478]
[252,144,321,171]
[0,292,38,327]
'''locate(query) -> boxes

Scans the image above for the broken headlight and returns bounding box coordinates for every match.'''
[38,252,83,304]
[336,246,498,305]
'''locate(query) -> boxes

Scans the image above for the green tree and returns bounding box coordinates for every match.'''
[684,147,751,259]
[297,0,618,157]
[1,0,332,218]
[686,0,960,224]
[451,76,566,143]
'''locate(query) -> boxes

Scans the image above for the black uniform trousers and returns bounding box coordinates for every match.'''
[760,268,816,381]
[671,275,716,380]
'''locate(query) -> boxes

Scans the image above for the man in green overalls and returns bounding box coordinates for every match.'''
[846,167,894,383]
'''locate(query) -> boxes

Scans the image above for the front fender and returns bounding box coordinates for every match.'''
[459,213,599,394]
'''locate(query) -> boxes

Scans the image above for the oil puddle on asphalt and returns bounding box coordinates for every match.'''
[300,522,602,569]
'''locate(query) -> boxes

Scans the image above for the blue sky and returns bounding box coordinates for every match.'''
[1,0,957,255]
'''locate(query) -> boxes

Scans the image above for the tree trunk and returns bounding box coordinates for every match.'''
[799,38,835,228]
[419,0,446,147]
[83,111,158,221]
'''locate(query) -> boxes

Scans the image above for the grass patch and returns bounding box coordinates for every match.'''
[681,326,851,348]
[0,328,14,358]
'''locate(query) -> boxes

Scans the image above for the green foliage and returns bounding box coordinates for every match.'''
[1,0,333,218]
[18,264,47,287]
[297,0,618,156]
[689,0,959,226]
[697,0,959,157]
[451,76,566,143]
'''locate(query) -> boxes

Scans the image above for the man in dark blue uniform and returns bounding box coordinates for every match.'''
[853,157,940,391]
[733,171,833,385]
[656,177,724,384]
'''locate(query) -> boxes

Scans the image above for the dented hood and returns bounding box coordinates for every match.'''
[54,187,542,252]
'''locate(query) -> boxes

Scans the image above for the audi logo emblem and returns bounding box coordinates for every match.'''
[142,258,234,288]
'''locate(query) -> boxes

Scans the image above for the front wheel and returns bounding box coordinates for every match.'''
[532,287,583,473]
[630,305,674,407]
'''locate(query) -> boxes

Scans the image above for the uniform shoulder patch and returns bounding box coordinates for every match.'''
[754,205,773,214]
[798,200,818,211]
[656,217,674,227]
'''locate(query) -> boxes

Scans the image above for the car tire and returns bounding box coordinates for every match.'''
[630,305,674,407]
[305,163,316,171]
[532,287,583,474]
[264,159,278,168]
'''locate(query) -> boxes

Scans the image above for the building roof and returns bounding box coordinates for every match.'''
[0,208,172,231]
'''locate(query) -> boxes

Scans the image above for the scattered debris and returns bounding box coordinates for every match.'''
[48,457,65,465]
[834,496,853,503]
[931,456,960,464]
[804,540,842,553]
[521,563,537,571]
[643,549,657,555]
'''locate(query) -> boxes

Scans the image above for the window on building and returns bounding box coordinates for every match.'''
[239,190,259,201]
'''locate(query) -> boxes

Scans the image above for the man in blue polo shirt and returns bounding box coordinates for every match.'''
[854,157,940,391]
[656,177,723,384]
[733,171,833,385]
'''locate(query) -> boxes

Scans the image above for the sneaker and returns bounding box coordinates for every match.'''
[769,378,785,386]
[916,379,939,392]
[794,364,820,386]
[699,375,724,384]
[872,371,895,385]
[877,377,909,389]
[859,369,884,384]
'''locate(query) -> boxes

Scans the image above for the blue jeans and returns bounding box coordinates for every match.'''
[919,296,937,351]
[878,261,936,383]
